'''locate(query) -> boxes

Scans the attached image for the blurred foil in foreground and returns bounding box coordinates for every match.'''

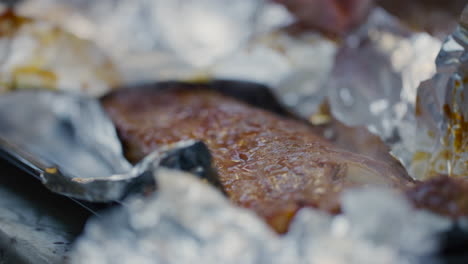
[0,10,120,96]
[409,6,468,179]
[15,0,338,114]
[17,0,288,77]
[72,169,450,264]
[0,90,131,178]
[213,32,337,117]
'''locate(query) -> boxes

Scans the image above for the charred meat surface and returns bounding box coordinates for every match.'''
[102,82,413,233]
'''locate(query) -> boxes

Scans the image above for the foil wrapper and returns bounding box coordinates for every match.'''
[326,8,441,142]
[71,169,452,264]
[213,31,336,117]
[0,159,89,264]
[0,10,120,96]
[408,6,468,179]
[11,0,336,115]
[14,0,296,81]
[323,6,468,180]
[17,0,266,67]
[0,1,466,263]
[0,90,218,201]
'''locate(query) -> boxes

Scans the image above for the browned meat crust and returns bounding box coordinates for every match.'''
[102,83,413,233]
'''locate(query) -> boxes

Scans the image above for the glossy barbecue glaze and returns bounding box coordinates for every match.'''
[102,83,414,233]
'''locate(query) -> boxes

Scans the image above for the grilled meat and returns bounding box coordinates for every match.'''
[102,82,413,233]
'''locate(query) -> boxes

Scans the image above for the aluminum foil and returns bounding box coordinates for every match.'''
[9,0,337,115]
[408,6,468,179]
[17,0,266,67]
[213,32,336,117]
[326,8,441,145]
[2,1,466,180]
[0,159,90,264]
[14,0,293,82]
[71,169,452,264]
[0,90,218,201]
[0,10,120,96]
[323,6,468,180]
[0,1,466,263]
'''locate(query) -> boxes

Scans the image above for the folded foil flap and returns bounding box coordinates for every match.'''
[0,90,219,202]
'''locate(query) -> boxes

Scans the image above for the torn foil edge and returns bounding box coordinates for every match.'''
[0,90,218,202]
[402,6,468,179]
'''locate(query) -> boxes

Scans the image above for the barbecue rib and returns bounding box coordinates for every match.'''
[102,82,413,233]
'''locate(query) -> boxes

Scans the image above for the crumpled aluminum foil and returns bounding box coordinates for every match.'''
[0,91,131,177]
[18,0,266,67]
[71,169,452,264]
[0,90,218,201]
[0,10,120,95]
[213,31,336,117]
[326,8,442,153]
[0,159,89,264]
[0,1,467,263]
[14,0,290,79]
[323,5,468,181]
[12,0,336,113]
[408,6,468,179]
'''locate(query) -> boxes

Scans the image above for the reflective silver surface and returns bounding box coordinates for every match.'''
[72,169,450,264]
[326,8,441,145]
[0,1,466,264]
[15,0,335,115]
[409,6,468,179]
[16,0,281,84]
[0,159,89,264]
[0,91,216,201]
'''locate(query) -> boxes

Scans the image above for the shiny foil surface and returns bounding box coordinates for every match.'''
[0,1,466,263]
